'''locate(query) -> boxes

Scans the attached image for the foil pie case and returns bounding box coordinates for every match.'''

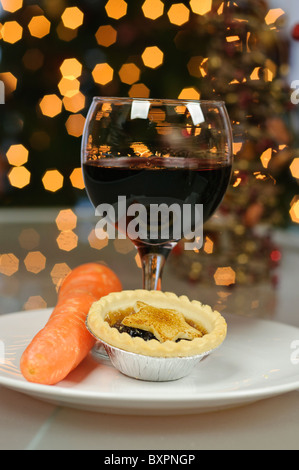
[86,289,226,382]
[88,332,215,382]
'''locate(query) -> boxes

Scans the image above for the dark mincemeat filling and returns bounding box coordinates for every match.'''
[112,321,199,343]
[113,320,158,341]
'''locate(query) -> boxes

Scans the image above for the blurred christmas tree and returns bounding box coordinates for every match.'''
[0,0,297,228]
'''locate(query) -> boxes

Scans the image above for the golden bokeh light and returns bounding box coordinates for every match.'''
[156,122,172,136]
[56,209,77,231]
[95,25,117,47]
[63,91,85,113]
[61,7,84,30]
[39,94,62,118]
[214,267,236,286]
[28,15,51,38]
[187,56,205,78]
[130,142,152,157]
[2,20,23,44]
[141,46,164,69]
[250,67,261,81]
[58,77,80,98]
[290,158,299,179]
[260,148,272,169]
[92,63,114,85]
[119,63,141,85]
[128,83,150,98]
[290,200,299,224]
[265,59,277,81]
[24,251,46,274]
[178,87,201,100]
[65,113,86,137]
[88,228,109,251]
[60,58,82,79]
[226,35,240,44]
[6,144,29,167]
[149,107,166,122]
[105,0,128,20]
[57,231,78,252]
[142,0,164,20]
[42,169,64,192]
[8,166,31,189]
[204,236,214,254]
[264,68,274,82]
[217,2,224,14]
[24,296,47,311]
[199,58,208,77]
[0,253,19,277]
[0,0,23,13]
[233,143,243,155]
[190,0,212,16]
[233,177,242,188]
[167,3,190,26]
[0,72,17,94]
[70,168,85,189]
[265,8,285,25]
[51,263,72,290]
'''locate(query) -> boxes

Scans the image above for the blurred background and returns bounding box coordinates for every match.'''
[1,0,299,322]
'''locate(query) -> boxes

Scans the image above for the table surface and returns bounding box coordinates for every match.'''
[1,207,299,450]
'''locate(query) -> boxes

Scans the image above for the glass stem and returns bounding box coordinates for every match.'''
[141,253,165,290]
[137,244,174,291]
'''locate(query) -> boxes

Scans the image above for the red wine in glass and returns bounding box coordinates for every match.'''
[81,98,233,290]
[83,157,231,245]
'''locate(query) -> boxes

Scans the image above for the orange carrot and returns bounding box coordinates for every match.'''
[58,262,122,300]
[20,263,122,385]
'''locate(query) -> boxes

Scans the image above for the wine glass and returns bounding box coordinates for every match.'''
[81,97,233,291]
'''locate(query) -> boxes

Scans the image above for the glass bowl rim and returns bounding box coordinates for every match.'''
[91,96,226,106]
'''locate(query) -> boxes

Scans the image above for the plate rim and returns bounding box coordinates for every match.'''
[1,308,299,410]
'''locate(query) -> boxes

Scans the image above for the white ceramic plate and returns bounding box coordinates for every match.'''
[0,309,299,415]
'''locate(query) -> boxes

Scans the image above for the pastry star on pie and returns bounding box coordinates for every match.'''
[86,290,227,358]
[122,301,202,342]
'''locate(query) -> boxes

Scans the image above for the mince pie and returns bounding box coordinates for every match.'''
[86,290,227,358]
